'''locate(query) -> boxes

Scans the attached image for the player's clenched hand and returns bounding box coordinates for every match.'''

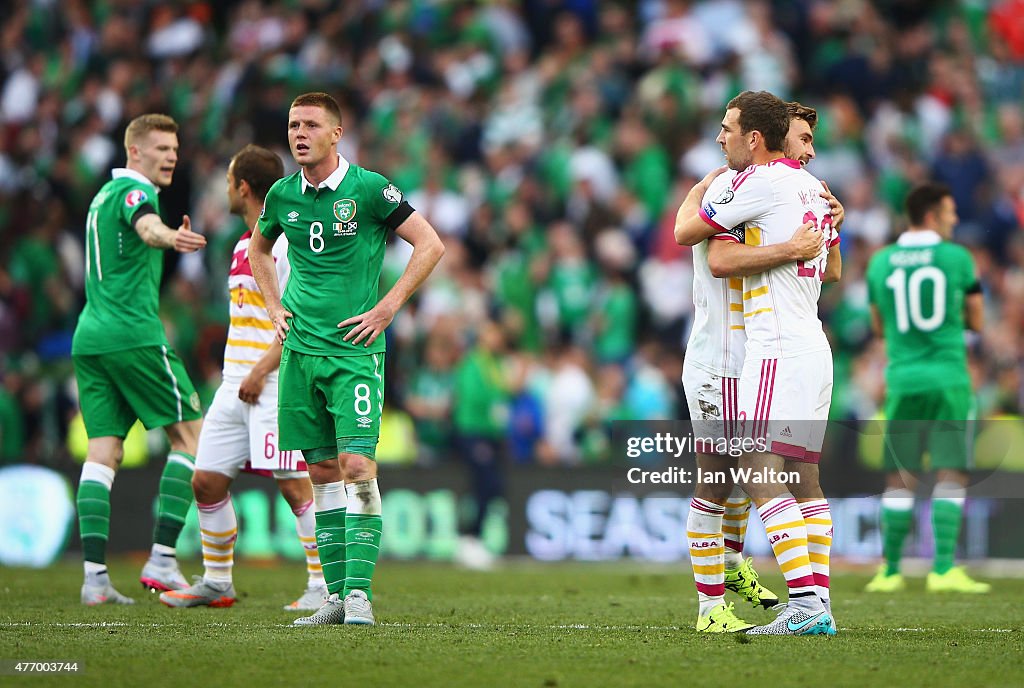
[819,181,845,229]
[787,221,824,261]
[174,214,207,253]
[268,306,292,344]
[238,371,266,404]
[338,302,397,347]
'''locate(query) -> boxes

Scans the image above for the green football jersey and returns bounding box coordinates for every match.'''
[72,169,168,355]
[866,230,979,395]
[257,157,411,356]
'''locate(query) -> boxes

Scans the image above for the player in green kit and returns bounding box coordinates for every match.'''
[249,92,445,625]
[864,182,990,594]
[72,113,207,605]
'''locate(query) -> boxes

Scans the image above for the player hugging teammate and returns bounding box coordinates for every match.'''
[676,91,844,636]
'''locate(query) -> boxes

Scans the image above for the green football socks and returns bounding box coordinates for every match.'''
[344,479,382,601]
[881,488,914,576]
[312,481,348,595]
[932,482,966,575]
[154,452,195,548]
[78,463,116,566]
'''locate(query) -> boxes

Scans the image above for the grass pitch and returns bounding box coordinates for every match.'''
[1,558,1022,688]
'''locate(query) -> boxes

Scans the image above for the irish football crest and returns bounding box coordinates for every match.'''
[333,199,357,223]
[333,199,358,236]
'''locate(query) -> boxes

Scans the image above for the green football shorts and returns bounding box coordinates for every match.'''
[74,345,202,438]
[278,349,384,462]
[883,386,975,471]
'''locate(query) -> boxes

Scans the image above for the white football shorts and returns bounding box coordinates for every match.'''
[681,360,740,456]
[736,350,833,463]
[196,380,307,479]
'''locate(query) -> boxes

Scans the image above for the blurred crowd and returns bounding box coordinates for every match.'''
[1,0,1023,468]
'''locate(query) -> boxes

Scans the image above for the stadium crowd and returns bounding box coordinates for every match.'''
[1,0,1023,468]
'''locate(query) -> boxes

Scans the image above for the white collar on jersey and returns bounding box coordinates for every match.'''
[897,229,942,247]
[112,167,160,193]
[300,154,350,193]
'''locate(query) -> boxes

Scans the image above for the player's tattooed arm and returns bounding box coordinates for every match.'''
[707,221,822,278]
[339,211,445,347]
[674,166,727,246]
[134,213,206,252]
[248,229,291,344]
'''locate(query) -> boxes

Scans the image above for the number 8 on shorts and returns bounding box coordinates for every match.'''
[277,349,385,461]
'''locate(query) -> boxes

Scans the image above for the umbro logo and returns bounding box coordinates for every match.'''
[355,531,375,540]
[288,211,299,221]
[356,416,372,428]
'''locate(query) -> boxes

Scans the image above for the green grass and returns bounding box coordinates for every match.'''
[1,559,1022,688]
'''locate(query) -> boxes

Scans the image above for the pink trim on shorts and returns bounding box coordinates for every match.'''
[754,359,777,441]
[770,440,808,461]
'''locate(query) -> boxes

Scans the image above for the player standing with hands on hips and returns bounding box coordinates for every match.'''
[249,92,445,626]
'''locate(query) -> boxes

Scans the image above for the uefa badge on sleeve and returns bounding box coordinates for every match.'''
[125,189,148,207]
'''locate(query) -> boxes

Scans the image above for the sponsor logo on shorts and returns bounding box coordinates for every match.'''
[356,416,372,428]
[698,400,720,418]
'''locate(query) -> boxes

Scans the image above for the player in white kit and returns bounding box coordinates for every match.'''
[690,91,837,635]
[160,145,326,611]
[674,100,843,633]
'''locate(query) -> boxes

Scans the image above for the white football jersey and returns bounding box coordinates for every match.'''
[685,170,745,377]
[223,230,290,383]
[699,159,839,359]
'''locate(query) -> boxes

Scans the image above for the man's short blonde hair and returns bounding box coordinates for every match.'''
[124,113,178,152]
